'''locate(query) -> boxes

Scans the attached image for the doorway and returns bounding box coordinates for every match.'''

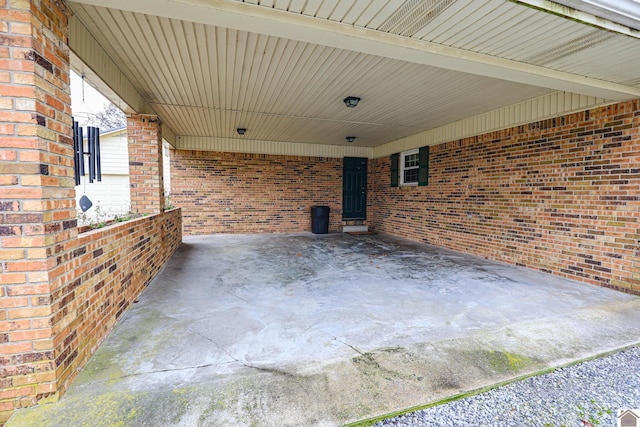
[342,157,367,220]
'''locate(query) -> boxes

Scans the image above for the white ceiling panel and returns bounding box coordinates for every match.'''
[228,0,640,88]
[73,2,551,145]
[69,0,640,149]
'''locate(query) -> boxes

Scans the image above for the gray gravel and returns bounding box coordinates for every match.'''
[374,346,640,427]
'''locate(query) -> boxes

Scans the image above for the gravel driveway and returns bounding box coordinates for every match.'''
[375,346,640,427]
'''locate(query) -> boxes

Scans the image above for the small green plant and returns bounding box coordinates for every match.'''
[540,400,612,427]
[576,400,612,426]
[113,209,137,223]
[164,193,174,210]
[77,204,141,230]
[85,204,109,229]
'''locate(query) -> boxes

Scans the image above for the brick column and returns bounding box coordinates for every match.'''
[127,114,164,215]
[0,0,74,423]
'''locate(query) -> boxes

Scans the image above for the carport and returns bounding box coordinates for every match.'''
[1,0,639,424]
[7,233,640,425]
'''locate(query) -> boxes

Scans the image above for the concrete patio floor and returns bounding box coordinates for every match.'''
[8,232,640,426]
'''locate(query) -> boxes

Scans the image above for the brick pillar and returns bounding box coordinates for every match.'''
[127,114,164,215]
[0,0,74,423]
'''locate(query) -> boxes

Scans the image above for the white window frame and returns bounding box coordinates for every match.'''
[400,149,419,186]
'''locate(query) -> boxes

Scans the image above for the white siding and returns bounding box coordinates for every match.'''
[176,136,373,158]
[98,131,130,175]
[163,143,171,196]
[76,175,131,222]
[75,131,174,222]
[76,129,131,222]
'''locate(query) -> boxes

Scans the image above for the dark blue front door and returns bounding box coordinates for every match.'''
[342,157,367,220]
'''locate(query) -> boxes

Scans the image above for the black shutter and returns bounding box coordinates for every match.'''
[418,146,429,187]
[390,153,399,187]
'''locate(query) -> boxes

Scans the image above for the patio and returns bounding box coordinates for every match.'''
[7,232,640,426]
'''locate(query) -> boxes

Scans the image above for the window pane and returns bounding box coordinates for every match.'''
[404,153,419,168]
[404,168,418,183]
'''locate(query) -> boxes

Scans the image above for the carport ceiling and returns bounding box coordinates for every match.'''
[68,0,640,148]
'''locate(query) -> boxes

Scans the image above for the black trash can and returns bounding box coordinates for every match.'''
[311,205,330,234]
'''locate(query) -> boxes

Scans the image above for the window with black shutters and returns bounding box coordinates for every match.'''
[391,146,429,187]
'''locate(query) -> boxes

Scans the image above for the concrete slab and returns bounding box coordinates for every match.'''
[8,233,640,426]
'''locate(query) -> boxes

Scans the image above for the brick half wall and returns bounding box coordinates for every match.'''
[2,209,182,423]
[171,150,344,234]
[370,101,640,294]
[54,209,182,395]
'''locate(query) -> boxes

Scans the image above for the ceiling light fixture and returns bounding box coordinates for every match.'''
[346,136,356,143]
[343,96,360,108]
[236,128,246,135]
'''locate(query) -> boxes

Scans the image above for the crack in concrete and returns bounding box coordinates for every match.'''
[104,362,223,380]
[188,327,293,376]
[225,290,249,303]
[329,335,384,370]
[74,360,239,389]
[332,337,366,356]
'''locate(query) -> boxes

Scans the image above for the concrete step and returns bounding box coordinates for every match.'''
[343,225,369,233]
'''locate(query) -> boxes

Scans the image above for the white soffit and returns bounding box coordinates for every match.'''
[70,0,640,100]
[69,3,551,147]
[68,0,640,152]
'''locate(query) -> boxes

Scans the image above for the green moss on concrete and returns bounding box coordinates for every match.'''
[74,348,120,382]
[484,350,536,374]
[343,345,640,427]
[352,352,380,368]
[446,347,540,376]
[7,390,145,427]
[85,391,141,426]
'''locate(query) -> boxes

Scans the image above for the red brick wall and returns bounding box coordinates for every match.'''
[371,101,640,294]
[1,209,182,423]
[127,114,164,215]
[0,1,180,423]
[0,0,75,423]
[171,150,344,235]
[52,209,182,396]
